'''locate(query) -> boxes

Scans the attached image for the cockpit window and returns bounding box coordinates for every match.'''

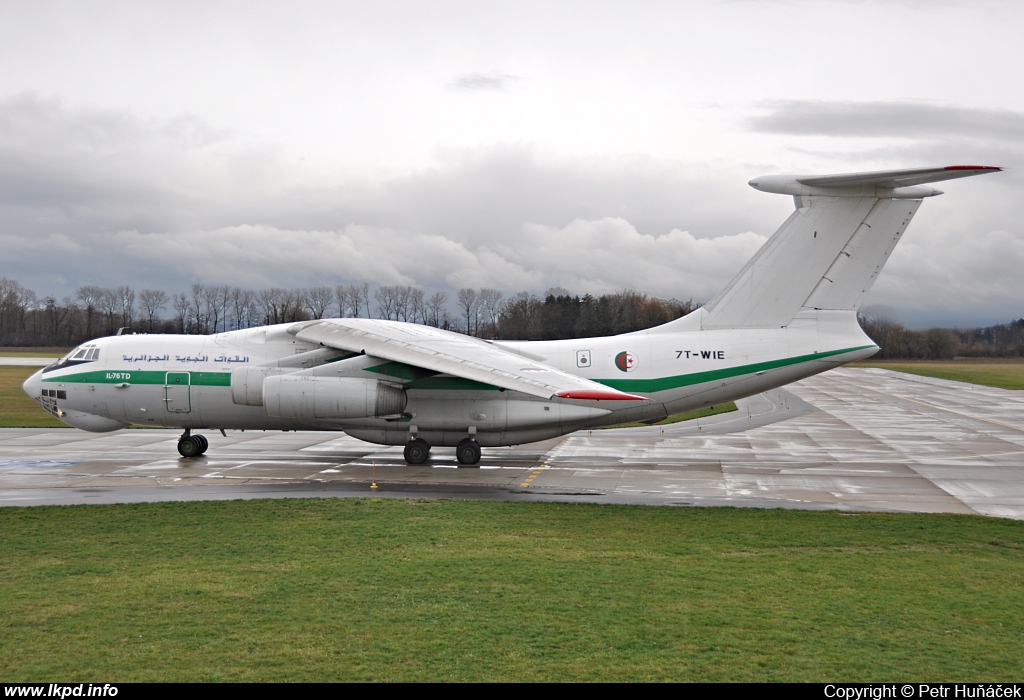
[46,344,100,373]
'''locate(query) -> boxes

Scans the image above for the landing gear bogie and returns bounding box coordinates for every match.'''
[177,430,209,458]
[404,438,430,465]
[456,438,481,467]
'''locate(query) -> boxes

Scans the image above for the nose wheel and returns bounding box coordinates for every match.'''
[177,430,209,458]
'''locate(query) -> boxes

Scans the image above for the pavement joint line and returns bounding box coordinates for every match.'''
[822,376,1024,434]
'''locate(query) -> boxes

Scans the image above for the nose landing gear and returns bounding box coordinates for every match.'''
[177,429,209,458]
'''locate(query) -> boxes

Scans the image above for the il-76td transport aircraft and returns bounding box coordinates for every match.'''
[24,165,1002,465]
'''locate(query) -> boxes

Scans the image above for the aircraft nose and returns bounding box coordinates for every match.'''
[22,369,42,399]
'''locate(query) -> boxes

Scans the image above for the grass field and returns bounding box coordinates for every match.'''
[0,366,65,428]
[0,499,1022,681]
[853,358,1024,390]
[0,347,67,358]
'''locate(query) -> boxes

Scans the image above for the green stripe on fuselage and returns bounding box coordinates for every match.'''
[42,370,232,386]
[599,345,876,394]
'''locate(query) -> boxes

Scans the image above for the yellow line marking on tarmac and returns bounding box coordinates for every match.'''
[519,461,550,488]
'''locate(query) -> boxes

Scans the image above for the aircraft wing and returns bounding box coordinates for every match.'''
[289,318,646,401]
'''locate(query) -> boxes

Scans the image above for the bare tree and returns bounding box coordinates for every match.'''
[280,289,309,322]
[409,288,426,324]
[335,285,351,317]
[98,288,120,335]
[375,285,399,320]
[477,288,503,337]
[189,284,207,334]
[139,289,168,331]
[76,285,104,337]
[203,286,222,333]
[362,282,372,318]
[0,278,36,343]
[257,288,284,325]
[172,292,190,333]
[305,286,334,319]
[425,291,448,327]
[230,287,256,329]
[393,285,416,322]
[457,288,478,335]
[115,286,135,330]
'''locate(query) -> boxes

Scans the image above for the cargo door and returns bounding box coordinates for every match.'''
[165,372,191,413]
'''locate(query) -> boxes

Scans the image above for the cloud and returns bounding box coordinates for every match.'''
[2,95,1019,327]
[749,100,1024,141]
[451,72,521,92]
[7,219,763,307]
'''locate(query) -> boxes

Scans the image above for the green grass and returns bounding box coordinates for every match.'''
[0,499,1022,681]
[0,366,65,428]
[853,359,1024,390]
[0,347,68,358]
[604,401,738,428]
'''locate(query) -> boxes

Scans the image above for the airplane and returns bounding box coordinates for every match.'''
[22,165,1001,465]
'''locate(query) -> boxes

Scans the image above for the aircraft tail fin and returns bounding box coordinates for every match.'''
[692,165,1000,329]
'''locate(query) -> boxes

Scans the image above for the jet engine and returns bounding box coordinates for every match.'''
[262,375,407,420]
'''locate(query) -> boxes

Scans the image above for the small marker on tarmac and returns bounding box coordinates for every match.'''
[371,460,378,490]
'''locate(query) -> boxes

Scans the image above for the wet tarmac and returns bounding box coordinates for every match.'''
[2,368,1022,518]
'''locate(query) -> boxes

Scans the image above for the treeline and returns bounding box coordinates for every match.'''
[0,277,694,346]
[858,314,1024,359]
[3,275,1020,356]
[494,289,695,340]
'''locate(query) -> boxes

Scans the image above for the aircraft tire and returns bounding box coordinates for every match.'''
[177,436,203,458]
[195,434,209,454]
[456,439,481,467]
[404,439,430,465]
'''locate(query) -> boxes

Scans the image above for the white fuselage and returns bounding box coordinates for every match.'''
[24,309,877,447]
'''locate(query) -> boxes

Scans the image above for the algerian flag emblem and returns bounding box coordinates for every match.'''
[614,351,638,372]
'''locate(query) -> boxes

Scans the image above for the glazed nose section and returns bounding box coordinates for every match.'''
[22,369,42,399]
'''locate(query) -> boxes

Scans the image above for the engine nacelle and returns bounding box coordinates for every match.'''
[263,375,407,420]
[231,367,273,406]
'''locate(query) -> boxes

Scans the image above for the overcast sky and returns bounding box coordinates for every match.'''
[1,0,1021,328]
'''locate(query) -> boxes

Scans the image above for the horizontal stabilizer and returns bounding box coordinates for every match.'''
[750,165,1001,199]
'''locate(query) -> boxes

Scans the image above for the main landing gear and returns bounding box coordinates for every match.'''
[177,429,209,458]
[402,436,482,466]
[403,438,430,465]
[455,438,481,466]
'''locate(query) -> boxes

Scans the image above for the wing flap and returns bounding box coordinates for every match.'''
[289,318,645,401]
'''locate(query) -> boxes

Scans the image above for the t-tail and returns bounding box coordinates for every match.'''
[668,165,1002,333]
